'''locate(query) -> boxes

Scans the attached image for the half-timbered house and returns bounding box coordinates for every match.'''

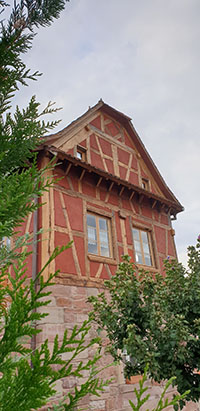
[21,100,187,410]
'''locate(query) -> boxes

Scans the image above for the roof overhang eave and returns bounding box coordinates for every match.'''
[41,145,184,216]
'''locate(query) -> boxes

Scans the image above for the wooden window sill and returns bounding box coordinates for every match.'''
[88,254,117,265]
[135,264,159,273]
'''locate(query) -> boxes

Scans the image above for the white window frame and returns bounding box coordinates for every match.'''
[87,212,113,258]
[132,227,154,267]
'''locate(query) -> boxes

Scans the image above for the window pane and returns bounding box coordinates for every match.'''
[99,230,109,243]
[135,252,143,264]
[143,242,150,254]
[88,243,98,254]
[141,231,148,244]
[87,214,96,227]
[144,254,152,266]
[134,240,142,252]
[99,218,110,257]
[77,151,82,159]
[87,214,97,254]
[99,218,107,230]
[88,226,97,242]
[100,246,110,257]
[132,228,139,240]
[142,179,149,190]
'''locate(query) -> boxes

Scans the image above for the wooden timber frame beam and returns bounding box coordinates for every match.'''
[108,181,114,192]
[151,199,157,209]
[129,191,135,201]
[96,176,102,187]
[79,169,85,181]
[65,163,72,176]
[43,146,184,217]
[119,186,125,197]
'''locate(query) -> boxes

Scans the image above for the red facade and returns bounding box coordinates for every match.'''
[23,100,183,284]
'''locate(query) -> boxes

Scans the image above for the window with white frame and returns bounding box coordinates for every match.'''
[132,227,153,266]
[87,213,112,258]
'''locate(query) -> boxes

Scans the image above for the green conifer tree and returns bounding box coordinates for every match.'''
[0,2,109,409]
[0,0,69,241]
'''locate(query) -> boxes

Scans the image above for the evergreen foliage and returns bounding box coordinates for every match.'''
[128,366,189,411]
[89,239,200,406]
[0,246,109,410]
[0,2,110,410]
[0,0,69,240]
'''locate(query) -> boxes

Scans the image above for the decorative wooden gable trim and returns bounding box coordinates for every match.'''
[41,100,183,215]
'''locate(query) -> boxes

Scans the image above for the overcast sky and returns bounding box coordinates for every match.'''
[12,0,200,267]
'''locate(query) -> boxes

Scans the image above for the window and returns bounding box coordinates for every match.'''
[141,178,149,190]
[76,146,86,161]
[2,237,11,248]
[77,151,82,160]
[132,227,153,266]
[87,213,112,257]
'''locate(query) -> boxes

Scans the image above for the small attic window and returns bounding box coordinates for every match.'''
[77,151,83,160]
[141,178,149,190]
[76,146,86,161]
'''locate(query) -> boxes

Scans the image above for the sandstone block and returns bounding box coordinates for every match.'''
[53,285,72,298]
[63,311,77,324]
[56,297,72,307]
[90,400,105,409]
[37,306,64,324]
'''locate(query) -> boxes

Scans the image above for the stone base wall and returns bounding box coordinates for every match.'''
[37,283,199,411]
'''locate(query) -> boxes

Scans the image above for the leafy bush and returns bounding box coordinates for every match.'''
[89,239,200,405]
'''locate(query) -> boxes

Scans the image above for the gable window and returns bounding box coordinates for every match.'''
[87,213,112,257]
[132,227,153,266]
[141,178,149,190]
[76,145,86,161]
